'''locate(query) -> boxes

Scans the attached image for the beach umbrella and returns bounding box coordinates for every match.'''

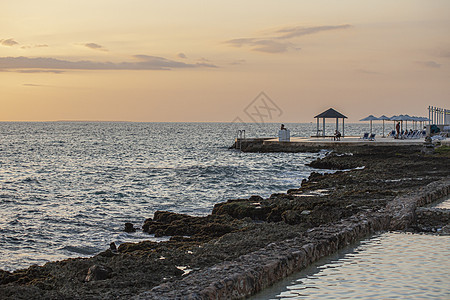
[359,115,379,134]
[402,114,415,131]
[378,115,390,137]
[411,116,422,129]
[417,116,430,129]
[390,115,403,133]
[394,115,409,131]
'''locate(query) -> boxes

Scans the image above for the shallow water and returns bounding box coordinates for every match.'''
[252,232,450,299]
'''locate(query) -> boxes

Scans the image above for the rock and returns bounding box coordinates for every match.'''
[281,210,301,225]
[0,270,14,285]
[422,136,435,154]
[110,242,117,252]
[153,211,190,223]
[441,225,450,235]
[249,195,263,202]
[84,265,112,282]
[124,222,136,233]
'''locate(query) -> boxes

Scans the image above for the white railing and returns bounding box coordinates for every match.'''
[428,106,449,125]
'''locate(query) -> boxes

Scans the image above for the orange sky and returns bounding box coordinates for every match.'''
[1,0,449,122]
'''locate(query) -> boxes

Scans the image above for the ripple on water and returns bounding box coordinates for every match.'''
[252,232,450,300]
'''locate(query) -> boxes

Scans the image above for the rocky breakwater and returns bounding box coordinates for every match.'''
[133,146,450,299]
[1,145,449,299]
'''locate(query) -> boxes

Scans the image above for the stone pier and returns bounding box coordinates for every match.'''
[133,177,450,300]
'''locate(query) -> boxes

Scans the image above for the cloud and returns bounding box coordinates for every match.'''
[23,83,44,87]
[251,40,297,53]
[0,55,217,71]
[229,59,246,65]
[1,38,19,46]
[84,43,107,51]
[178,53,187,59]
[16,69,65,74]
[226,38,257,48]
[194,57,219,67]
[226,38,297,53]
[225,24,351,54]
[276,24,352,39]
[356,68,380,75]
[436,49,450,58]
[195,62,218,68]
[416,61,441,68]
[21,44,49,49]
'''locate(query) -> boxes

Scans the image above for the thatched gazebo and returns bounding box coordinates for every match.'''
[314,108,347,137]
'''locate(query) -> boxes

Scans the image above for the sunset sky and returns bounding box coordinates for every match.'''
[1,0,449,122]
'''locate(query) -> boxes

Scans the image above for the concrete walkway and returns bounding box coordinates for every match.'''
[263,136,450,147]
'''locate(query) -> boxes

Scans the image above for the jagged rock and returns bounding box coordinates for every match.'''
[248,195,263,202]
[124,222,136,233]
[84,265,112,282]
[281,210,301,225]
[110,242,117,251]
[441,225,450,235]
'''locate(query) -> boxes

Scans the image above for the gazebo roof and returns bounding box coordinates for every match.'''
[314,108,347,119]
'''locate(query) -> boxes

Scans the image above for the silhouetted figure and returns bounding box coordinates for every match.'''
[334,130,341,141]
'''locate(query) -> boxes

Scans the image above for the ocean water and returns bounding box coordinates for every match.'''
[252,232,450,299]
[2,121,369,272]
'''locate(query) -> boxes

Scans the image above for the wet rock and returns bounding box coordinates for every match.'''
[249,195,263,202]
[118,240,158,253]
[413,207,450,232]
[142,211,242,241]
[84,265,112,282]
[441,225,450,235]
[124,222,136,233]
[281,210,301,225]
[212,199,272,221]
[0,270,14,285]
[110,242,117,251]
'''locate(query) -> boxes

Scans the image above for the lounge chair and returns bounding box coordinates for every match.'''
[368,133,376,141]
[360,132,369,140]
[388,130,396,138]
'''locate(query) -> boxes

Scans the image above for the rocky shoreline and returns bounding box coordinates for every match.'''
[1,144,449,299]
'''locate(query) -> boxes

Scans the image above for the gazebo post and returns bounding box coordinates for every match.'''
[342,118,345,137]
[336,118,338,133]
[322,118,325,137]
[316,118,319,137]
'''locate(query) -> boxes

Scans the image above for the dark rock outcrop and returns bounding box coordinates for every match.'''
[124,222,137,233]
[85,265,113,282]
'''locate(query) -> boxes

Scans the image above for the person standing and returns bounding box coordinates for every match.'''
[396,122,400,138]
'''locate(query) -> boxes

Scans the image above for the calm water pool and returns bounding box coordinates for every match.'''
[252,232,450,299]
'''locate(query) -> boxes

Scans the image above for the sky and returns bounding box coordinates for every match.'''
[1,0,449,123]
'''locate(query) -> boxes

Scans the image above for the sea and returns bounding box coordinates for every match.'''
[1,122,448,299]
[0,121,350,271]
